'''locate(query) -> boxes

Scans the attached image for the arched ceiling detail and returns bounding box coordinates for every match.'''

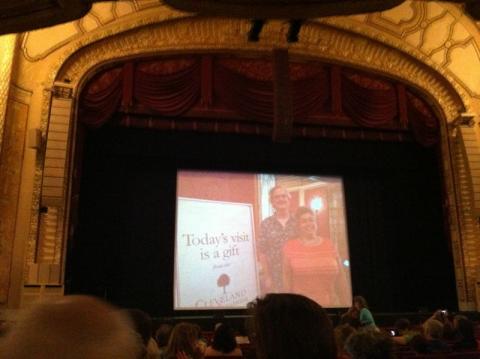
[51,17,464,123]
[321,1,480,98]
[21,1,165,61]
[20,0,480,106]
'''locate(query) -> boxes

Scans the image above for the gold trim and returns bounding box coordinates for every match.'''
[52,18,466,121]
[437,111,468,308]
[18,0,479,108]
[0,34,17,153]
[25,89,51,282]
[0,84,30,303]
[38,6,192,78]
[20,2,170,61]
[320,1,480,100]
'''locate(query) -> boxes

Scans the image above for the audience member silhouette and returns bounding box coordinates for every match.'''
[156,323,173,355]
[334,324,357,359]
[0,295,142,359]
[452,315,477,351]
[346,331,393,359]
[204,323,242,357]
[340,306,361,329]
[125,308,161,359]
[353,296,378,331]
[163,322,204,359]
[421,319,451,353]
[428,310,455,340]
[250,293,336,359]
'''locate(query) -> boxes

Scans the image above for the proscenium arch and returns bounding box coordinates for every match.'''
[32,16,472,309]
[52,18,468,118]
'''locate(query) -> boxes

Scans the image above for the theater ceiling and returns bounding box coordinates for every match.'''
[5,1,478,103]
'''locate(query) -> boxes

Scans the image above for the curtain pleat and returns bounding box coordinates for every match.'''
[80,67,123,128]
[407,92,439,147]
[78,57,439,146]
[292,71,330,119]
[134,60,201,115]
[214,64,274,122]
[342,73,398,127]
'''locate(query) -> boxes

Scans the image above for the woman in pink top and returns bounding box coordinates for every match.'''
[282,206,348,306]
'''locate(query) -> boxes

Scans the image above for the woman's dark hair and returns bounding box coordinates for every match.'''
[124,308,152,346]
[211,323,237,353]
[250,293,336,359]
[295,206,314,221]
[353,296,368,309]
[155,323,173,347]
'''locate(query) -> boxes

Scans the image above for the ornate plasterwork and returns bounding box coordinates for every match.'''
[21,1,172,61]
[44,11,196,86]
[0,35,17,153]
[52,17,466,122]
[24,89,51,283]
[0,85,31,304]
[321,1,480,99]
[19,0,480,107]
[298,22,466,121]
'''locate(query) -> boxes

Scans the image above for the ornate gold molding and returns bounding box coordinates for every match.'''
[19,0,473,116]
[21,3,173,62]
[320,2,480,100]
[0,34,17,154]
[0,84,30,303]
[51,17,466,121]
[25,89,51,282]
[300,21,467,121]
[41,6,193,84]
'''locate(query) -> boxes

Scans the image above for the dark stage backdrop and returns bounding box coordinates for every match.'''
[65,126,457,316]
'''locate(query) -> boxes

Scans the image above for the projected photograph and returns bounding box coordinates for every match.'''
[175,170,352,310]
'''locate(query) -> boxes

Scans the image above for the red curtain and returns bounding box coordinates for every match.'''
[214,63,274,122]
[80,58,201,127]
[214,60,330,121]
[293,69,330,119]
[133,59,201,115]
[80,67,123,128]
[407,92,439,146]
[342,72,398,128]
[79,55,439,146]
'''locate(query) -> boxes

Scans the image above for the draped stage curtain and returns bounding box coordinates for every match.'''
[341,71,398,128]
[79,55,440,146]
[81,67,123,128]
[406,92,439,147]
[80,58,202,127]
[133,59,201,115]
[214,62,273,122]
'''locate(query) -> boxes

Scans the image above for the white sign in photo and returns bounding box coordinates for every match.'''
[175,197,259,309]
